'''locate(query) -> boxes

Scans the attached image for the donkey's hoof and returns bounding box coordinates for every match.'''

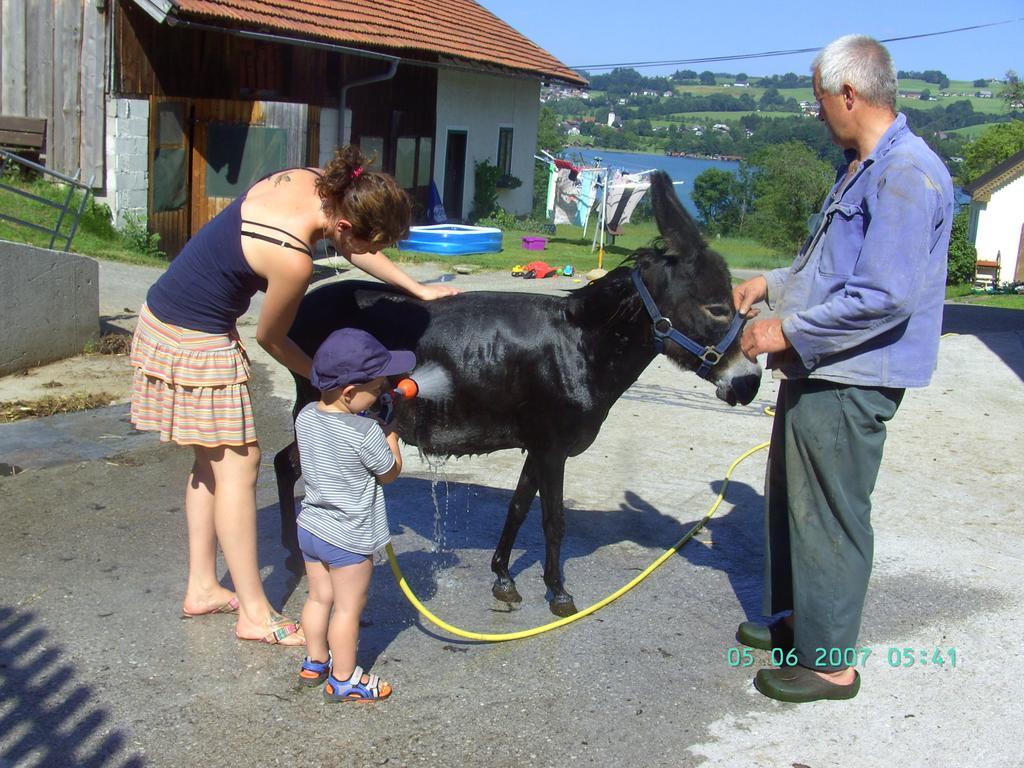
[549,595,577,617]
[492,578,522,604]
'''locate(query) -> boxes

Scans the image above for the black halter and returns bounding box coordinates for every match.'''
[630,268,747,379]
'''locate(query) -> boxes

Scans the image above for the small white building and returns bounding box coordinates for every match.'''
[965,148,1024,285]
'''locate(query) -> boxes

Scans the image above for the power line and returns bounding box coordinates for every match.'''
[570,18,1023,72]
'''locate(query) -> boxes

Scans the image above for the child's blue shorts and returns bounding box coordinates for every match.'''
[297,527,370,568]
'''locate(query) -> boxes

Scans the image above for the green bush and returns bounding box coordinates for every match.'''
[477,208,553,234]
[121,211,166,260]
[947,208,977,285]
[470,159,501,222]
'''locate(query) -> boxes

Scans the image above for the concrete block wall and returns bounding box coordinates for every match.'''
[95,97,150,228]
[0,241,99,376]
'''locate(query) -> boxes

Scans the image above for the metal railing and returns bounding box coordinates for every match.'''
[0,149,95,252]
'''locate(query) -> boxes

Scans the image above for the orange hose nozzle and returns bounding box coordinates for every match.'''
[393,378,418,399]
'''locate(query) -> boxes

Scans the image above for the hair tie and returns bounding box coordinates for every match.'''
[351,166,364,179]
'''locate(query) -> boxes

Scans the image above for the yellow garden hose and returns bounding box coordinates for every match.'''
[386,439,771,642]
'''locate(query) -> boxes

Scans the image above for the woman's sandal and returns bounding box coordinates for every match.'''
[236,613,305,646]
[181,596,239,619]
[299,656,331,687]
[323,665,392,702]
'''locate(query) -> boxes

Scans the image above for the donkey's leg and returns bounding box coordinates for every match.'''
[273,440,303,576]
[537,453,576,617]
[491,454,539,604]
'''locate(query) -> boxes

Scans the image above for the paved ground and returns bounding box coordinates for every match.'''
[1,259,1023,768]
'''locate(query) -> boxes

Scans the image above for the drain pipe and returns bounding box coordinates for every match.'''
[338,60,399,149]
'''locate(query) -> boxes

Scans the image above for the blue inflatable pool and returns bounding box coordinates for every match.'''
[398,225,503,256]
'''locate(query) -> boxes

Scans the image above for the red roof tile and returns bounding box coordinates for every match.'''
[167,0,587,85]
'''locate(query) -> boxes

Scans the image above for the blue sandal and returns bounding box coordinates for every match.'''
[323,665,392,702]
[298,656,331,687]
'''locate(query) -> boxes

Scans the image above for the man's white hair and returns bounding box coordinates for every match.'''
[812,35,897,111]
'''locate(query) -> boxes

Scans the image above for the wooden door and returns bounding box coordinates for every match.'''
[149,97,315,258]
[443,130,467,222]
[1016,222,1024,283]
[149,98,192,257]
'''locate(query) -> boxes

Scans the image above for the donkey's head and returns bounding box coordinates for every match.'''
[632,171,761,406]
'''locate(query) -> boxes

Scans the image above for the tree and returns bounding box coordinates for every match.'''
[960,121,1024,184]
[692,168,744,235]
[532,106,566,215]
[920,89,931,101]
[1001,70,1024,111]
[743,142,833,251]
[946,208,978,286]
[973,78,989,88]
[699,70,716,86]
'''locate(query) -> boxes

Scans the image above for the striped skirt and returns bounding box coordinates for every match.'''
[129,304,256,447]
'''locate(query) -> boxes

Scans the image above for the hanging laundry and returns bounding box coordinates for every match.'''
[545,161,558,221]
[553,157,580,181]
[577,169,599,230]
[553,167,583,226]
[603,172,651,235]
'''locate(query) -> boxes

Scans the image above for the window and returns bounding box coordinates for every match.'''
[396,137,417,187]
[205,123,287,198]
[359,136,384,171]
[497,127,513,176]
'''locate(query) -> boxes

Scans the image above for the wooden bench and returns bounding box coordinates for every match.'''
[974,258,1000,290]
[0,115,47,163]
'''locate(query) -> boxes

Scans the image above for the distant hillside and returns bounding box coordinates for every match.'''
[542,67,1019,167]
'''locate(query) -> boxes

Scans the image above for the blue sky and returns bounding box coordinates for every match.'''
[477,1,1021,81]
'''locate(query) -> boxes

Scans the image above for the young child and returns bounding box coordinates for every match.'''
[294,327,414,702]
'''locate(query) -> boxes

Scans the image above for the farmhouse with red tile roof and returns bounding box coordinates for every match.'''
[1,0,584,254]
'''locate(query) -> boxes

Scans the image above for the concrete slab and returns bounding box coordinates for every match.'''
[0,260,1022,768]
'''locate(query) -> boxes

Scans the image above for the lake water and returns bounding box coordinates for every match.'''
[564,148,740,217]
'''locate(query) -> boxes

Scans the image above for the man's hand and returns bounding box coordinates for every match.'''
[740,318,791,361]
[732,275,767,318]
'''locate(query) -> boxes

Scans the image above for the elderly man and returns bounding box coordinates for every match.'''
[732,35,954,703]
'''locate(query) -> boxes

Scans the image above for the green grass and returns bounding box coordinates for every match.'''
[946,284,1024,309]
[946,122,1012,138]
[666,110,810,124]
[0,171,166,265]
[387,221,787,274]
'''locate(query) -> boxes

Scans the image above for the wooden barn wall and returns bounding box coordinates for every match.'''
[1,0,107,183]
[114,0,437,172]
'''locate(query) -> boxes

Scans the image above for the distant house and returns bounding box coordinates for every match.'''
[977,90,994,98]
[0,0,584,254]
[964,149,1024,284]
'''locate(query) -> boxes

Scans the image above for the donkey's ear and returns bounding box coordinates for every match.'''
[650,170,705,256]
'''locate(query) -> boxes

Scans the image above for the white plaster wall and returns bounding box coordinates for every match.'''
[972,173,1024,282]
[94,97,150,229]
[434,69,540,219]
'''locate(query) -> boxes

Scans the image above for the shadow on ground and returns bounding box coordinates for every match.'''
[942,303,1024,382]
[0,607,146,767]
[286,471,767,663]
